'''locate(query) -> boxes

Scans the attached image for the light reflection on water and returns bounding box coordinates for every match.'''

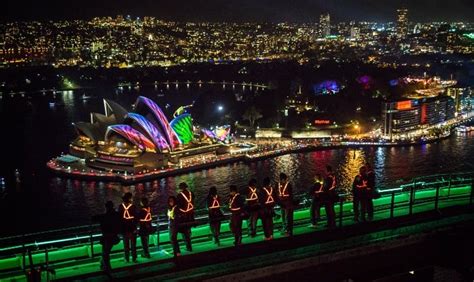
[49,136,474,221]
[2,86,474,234]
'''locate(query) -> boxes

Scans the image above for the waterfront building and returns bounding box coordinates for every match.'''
[382,96,455,137]
[447,87,467,113]
[423,96,455,124]
[382,100,420,136]
[68,96,232,173]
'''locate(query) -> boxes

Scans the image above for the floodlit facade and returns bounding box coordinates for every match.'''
[382,96,455,137]
[69,96,231,172]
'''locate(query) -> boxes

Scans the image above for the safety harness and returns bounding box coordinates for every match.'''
[167,206,176,220]
[179,191,194,213]
[209,195,220,209]
[278,182,290,198]
[122,203,134,220]
[140,207,152,222]
[263,186,275,204]
[247,186,258,201]
[314,179,324,195]
[356,175,367,190]
[229,193,241,211]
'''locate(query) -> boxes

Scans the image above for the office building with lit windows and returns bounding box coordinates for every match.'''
[396,8,408,40]
[382,96,455,137]
[446,87,469,113]
[319,13,331,38]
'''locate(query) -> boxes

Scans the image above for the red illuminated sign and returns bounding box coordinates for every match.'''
[396,100,412,110]
[314,119,331,125]
[420,104,427,124]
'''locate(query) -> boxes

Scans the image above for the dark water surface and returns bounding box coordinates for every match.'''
[1,85,473,237]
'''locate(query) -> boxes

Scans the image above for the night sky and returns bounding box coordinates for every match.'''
[2,0,473,22]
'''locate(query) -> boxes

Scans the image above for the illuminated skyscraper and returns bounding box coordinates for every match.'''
[447,87,466,113]
[319,13,331,38]
[397,8,408,39]
[350,25,360,41]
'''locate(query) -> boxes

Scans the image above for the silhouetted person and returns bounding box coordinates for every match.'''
[92,201,120,274]
[176,182,194,252]
[365,163,375,221]
[167,196,181,256]
[353,166,368,222]
[323,166,337,228]
[246,178,260,237]
[138,197,153,258]
[278,173,294,236]
[260,177,276,240]
[118,192,137,262]
[207,186,224,245]
[229,185,245,246]
[309,174,324,228]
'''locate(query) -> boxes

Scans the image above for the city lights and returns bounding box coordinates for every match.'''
[0,4,473,282]
[1,13,472,68]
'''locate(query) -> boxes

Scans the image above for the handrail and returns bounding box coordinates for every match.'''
[0,171,472,260]
[0,184,471,281]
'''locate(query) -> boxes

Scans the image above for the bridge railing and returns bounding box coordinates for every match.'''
[1,172,472,251]
[378,171,474,218]
[0,171,472,277]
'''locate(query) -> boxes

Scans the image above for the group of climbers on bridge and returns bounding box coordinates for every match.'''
[93,192,154,274]
[308,163,377,226]
[93,163,378,274]
[351,163,377,222]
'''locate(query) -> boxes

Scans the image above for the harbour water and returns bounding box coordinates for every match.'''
[1,85,473,236]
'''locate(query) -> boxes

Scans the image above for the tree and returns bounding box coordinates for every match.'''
[242,106,263,128]
[428,127,443,138]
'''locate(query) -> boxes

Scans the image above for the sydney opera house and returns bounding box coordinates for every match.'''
[68,96,232,173]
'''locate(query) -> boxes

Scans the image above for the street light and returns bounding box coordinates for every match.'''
[354,124,361,137]
[217,105,224,112]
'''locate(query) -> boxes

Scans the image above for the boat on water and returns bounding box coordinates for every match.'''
[49,101,65,108]
[81,93,95,100]
[456,125,474,133]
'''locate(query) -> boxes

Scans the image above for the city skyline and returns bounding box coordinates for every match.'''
[1,0,474,281]
[2,0,474,23]
[2,14,472,69]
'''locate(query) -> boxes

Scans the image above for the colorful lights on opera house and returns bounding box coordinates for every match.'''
[67,96,232,173]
